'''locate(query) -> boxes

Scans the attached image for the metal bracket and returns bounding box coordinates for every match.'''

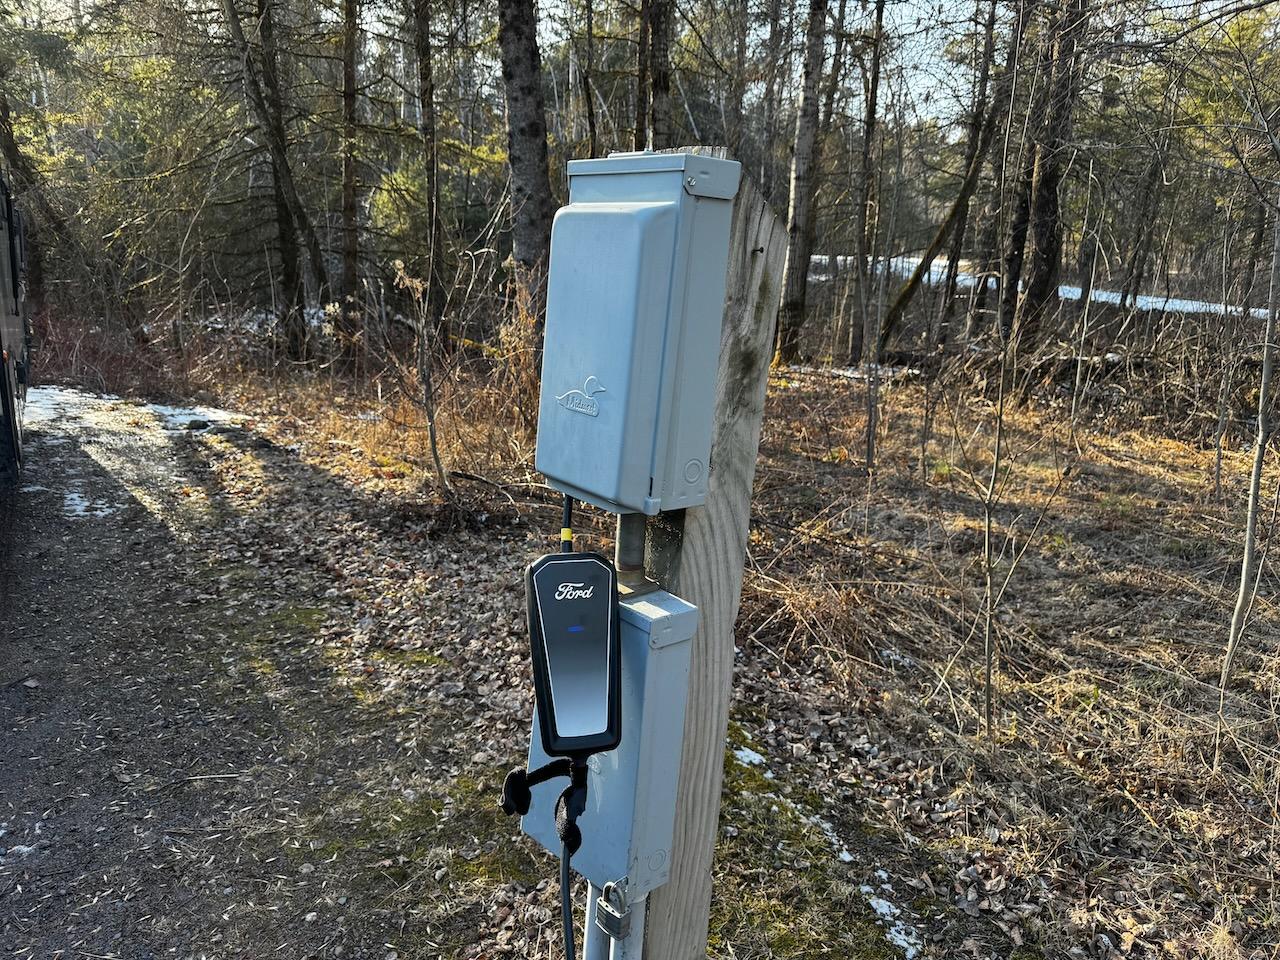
[617,570,660,597]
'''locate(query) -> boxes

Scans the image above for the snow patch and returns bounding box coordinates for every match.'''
[24,386,241,434]
[809,253,1267,320]
[733,745,767,767]
[728,735,924,960]
[879,647,917,669]
[144,402,241,432]
[63,489,120,519]
[859,884,925,959]
[787,363,921,382]
[23,385,110,427]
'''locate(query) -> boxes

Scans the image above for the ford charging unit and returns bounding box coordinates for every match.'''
[499,151,740,960]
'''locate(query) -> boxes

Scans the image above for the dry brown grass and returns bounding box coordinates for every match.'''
[744,367,1280,954]
[206,354,1280,952]
[34,317,1280,952]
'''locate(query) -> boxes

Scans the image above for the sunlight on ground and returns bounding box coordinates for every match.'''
[22,386,255,540]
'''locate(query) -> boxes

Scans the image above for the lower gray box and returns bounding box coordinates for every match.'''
[522,589,697,896]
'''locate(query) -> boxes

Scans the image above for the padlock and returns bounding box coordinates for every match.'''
[594,881,631,940]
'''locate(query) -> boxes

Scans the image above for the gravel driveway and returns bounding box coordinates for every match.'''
[0,387,550,960]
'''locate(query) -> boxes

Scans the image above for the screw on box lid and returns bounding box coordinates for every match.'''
[566,151,742,200]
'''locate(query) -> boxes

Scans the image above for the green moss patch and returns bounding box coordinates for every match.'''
[711,739,903,959]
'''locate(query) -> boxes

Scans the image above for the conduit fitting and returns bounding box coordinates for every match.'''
[615,512,657,596]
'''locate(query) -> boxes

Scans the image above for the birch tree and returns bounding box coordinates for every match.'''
[774,0,829,364]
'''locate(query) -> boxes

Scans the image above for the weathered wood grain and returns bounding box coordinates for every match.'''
[642,153,785,959]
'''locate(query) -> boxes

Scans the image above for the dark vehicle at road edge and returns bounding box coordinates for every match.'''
[0,170,29,484]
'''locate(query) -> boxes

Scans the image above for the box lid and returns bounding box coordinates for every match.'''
[567,151,741,200]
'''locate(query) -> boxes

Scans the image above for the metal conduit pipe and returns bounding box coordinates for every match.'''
[614,512,647,579]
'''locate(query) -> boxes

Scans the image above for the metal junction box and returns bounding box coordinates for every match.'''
[534,152,741,515]
[522,589,698,897]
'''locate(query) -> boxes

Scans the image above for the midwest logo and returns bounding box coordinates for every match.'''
[556,376,605,417]
[555,582,595,601]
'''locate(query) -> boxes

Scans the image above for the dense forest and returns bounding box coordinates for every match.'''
[3,0,1279,383]
[5,0,1280,957]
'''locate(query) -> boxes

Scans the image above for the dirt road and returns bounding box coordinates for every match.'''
[0,387,563,959]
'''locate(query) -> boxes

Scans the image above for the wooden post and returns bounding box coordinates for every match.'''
[642,150,786,959]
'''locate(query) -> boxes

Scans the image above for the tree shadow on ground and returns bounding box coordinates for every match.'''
[0,403,544,959]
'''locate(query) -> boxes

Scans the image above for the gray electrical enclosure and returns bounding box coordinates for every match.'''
[534,152,741,515]
[522,589,697,896]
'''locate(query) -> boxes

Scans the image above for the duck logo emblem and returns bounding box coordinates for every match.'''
[556,376,606,417]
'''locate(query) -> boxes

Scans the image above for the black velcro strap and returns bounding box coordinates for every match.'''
[499,758,575,817]
[554,763,590,857]
[555,791,584,857]
[526,757,574,788]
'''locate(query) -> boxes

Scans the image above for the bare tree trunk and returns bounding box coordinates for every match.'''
[726,0,748,157]
[877,0,1016,355]
[496,0,555,311]
[340,0,360,349]
[918,0,1000,476]
[997,85,1043,341]
[999,195,1033,345]
[827,242,844,356]
[1219,198,1280,696]
[774,0,830,363]
[1119,157,1162,313]
[417,300,453,497]
[1215,207,1267,499]
[635,0,650,150]
[413,0,449,351]
[775,0,847,363]
[938,0,999,352]
[851,0,886,365]
[982,335,1012,740]
[760,0,784,201]
[1070,159,1100,430]
[819,0,848,137]
[221,0,329,303]
[580,0,599,157]
[965,182,1000,339]
[257,0,306,359]
[1017,0,1091,347]
[866,90,903,473]
[648,0,673,148]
